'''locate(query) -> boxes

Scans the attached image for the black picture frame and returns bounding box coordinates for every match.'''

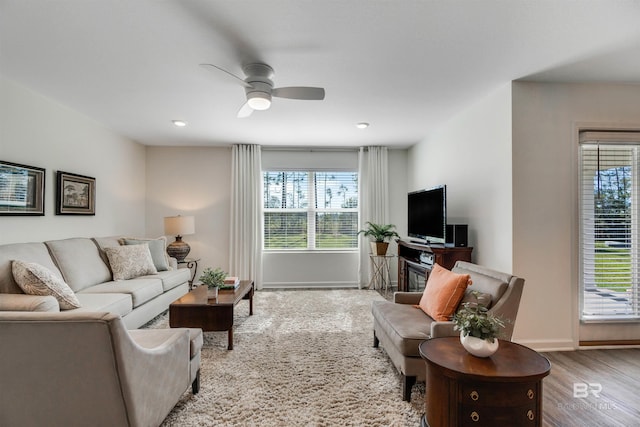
[0,160,45,216]
[56,171,96,215]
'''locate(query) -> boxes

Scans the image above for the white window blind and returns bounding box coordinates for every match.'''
[579,131,640,321]
[263,171,358,250]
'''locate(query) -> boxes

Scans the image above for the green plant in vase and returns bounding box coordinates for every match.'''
[358,222,399,255]
[200,267,227,289]
[453,291,506,357]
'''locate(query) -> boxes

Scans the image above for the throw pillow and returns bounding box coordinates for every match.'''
[11,260,81,310]
[120,236,171,271]
[104,244,158,281]
[458,290,492,310]
[418,263,472,321]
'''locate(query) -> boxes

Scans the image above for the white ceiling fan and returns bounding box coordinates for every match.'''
[200,62,325,118]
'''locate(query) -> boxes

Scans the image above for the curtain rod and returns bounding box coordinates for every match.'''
[262,146,359,152]
[261,146,389,152]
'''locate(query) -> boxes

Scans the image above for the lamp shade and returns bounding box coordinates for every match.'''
[164,215,195,236]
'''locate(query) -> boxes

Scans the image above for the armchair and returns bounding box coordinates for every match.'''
[371,261,525,401]
[0,311,202,427]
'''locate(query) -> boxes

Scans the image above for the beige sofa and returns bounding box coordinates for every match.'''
[371,261,525,401]
[0,310,202,427]
[0,236,190,328]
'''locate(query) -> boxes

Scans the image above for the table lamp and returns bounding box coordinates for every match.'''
[164,215,195,262]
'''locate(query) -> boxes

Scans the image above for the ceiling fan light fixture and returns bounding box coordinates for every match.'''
[247,91,272,110]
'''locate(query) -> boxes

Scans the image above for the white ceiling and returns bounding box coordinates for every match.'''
[2,0,640,148]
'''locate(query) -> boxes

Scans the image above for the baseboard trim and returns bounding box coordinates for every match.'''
[262,281,359,289]
[579,340,640,347]
[513,338,576,352]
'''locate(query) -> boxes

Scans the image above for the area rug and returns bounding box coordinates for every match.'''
[146,289,424,426]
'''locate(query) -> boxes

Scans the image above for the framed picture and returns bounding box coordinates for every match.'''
[0,161,45,216]
[56,171,95,215]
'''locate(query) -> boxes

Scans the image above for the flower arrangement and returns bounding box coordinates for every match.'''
[453,291,505,343]
[199,267,227,289]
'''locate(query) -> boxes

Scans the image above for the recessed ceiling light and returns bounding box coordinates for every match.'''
[356,122,369,129]
[172,120,187,127]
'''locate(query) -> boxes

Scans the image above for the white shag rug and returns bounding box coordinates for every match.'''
[146,289,424,426]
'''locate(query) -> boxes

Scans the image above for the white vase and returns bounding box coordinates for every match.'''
[207,286,218,301]
[460,332,499,357]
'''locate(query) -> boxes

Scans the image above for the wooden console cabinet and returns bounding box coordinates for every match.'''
[397,240,473,291]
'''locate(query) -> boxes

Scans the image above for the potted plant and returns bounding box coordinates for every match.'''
[358,222,400,255]
[452,291,506,357]
[199,267,227,299]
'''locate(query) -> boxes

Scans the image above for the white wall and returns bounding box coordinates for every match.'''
[407,84,513,272]
[145,147,407,288]
[0,77,146,244]
[145,146,232,279]
[512,81,640,349]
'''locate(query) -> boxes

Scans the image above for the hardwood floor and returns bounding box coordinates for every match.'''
[541,348,640,427]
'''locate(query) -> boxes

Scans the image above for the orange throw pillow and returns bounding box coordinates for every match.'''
[418,263,472,321]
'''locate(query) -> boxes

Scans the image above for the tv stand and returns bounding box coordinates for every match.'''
[397,240,473,292]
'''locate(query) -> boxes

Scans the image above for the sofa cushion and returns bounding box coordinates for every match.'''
[139,268,190,292]
[458,290,493,310]
[73,293,133,317]
[45,238,112,292]
[78,278,163,308]
[372,300,432,358]
[418,263,471,321]
[0,293,60,312]
[91,236,123,267]
[120,237,171,272]
[453,263,509,307]
[104,244,158,281]
[11,261,81,310]
[0,242,64,294]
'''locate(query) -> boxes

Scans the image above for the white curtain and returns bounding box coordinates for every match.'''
[358,146,389,288]
[230,144,263,289]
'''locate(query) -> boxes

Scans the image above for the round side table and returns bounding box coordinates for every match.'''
[419,337,550,427]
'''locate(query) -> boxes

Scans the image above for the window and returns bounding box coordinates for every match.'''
[263,171,358,250]
[579,131,640,321]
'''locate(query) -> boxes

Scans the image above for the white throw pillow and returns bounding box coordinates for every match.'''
[11,260,81,310]
[119,236,171,271]
[104,243,158,280]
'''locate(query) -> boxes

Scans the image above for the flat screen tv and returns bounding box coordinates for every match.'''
[407,185,446,244]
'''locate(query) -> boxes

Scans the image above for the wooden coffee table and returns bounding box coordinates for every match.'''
[169,280,254,350]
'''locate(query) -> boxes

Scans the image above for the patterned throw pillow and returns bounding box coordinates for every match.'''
[120,237,171,271]
[11,260,81,310]
[104,244,158,281]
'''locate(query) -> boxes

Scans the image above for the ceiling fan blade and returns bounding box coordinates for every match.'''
[272,87,325,100]
[200,63,252,88]
[237,101,254,118]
